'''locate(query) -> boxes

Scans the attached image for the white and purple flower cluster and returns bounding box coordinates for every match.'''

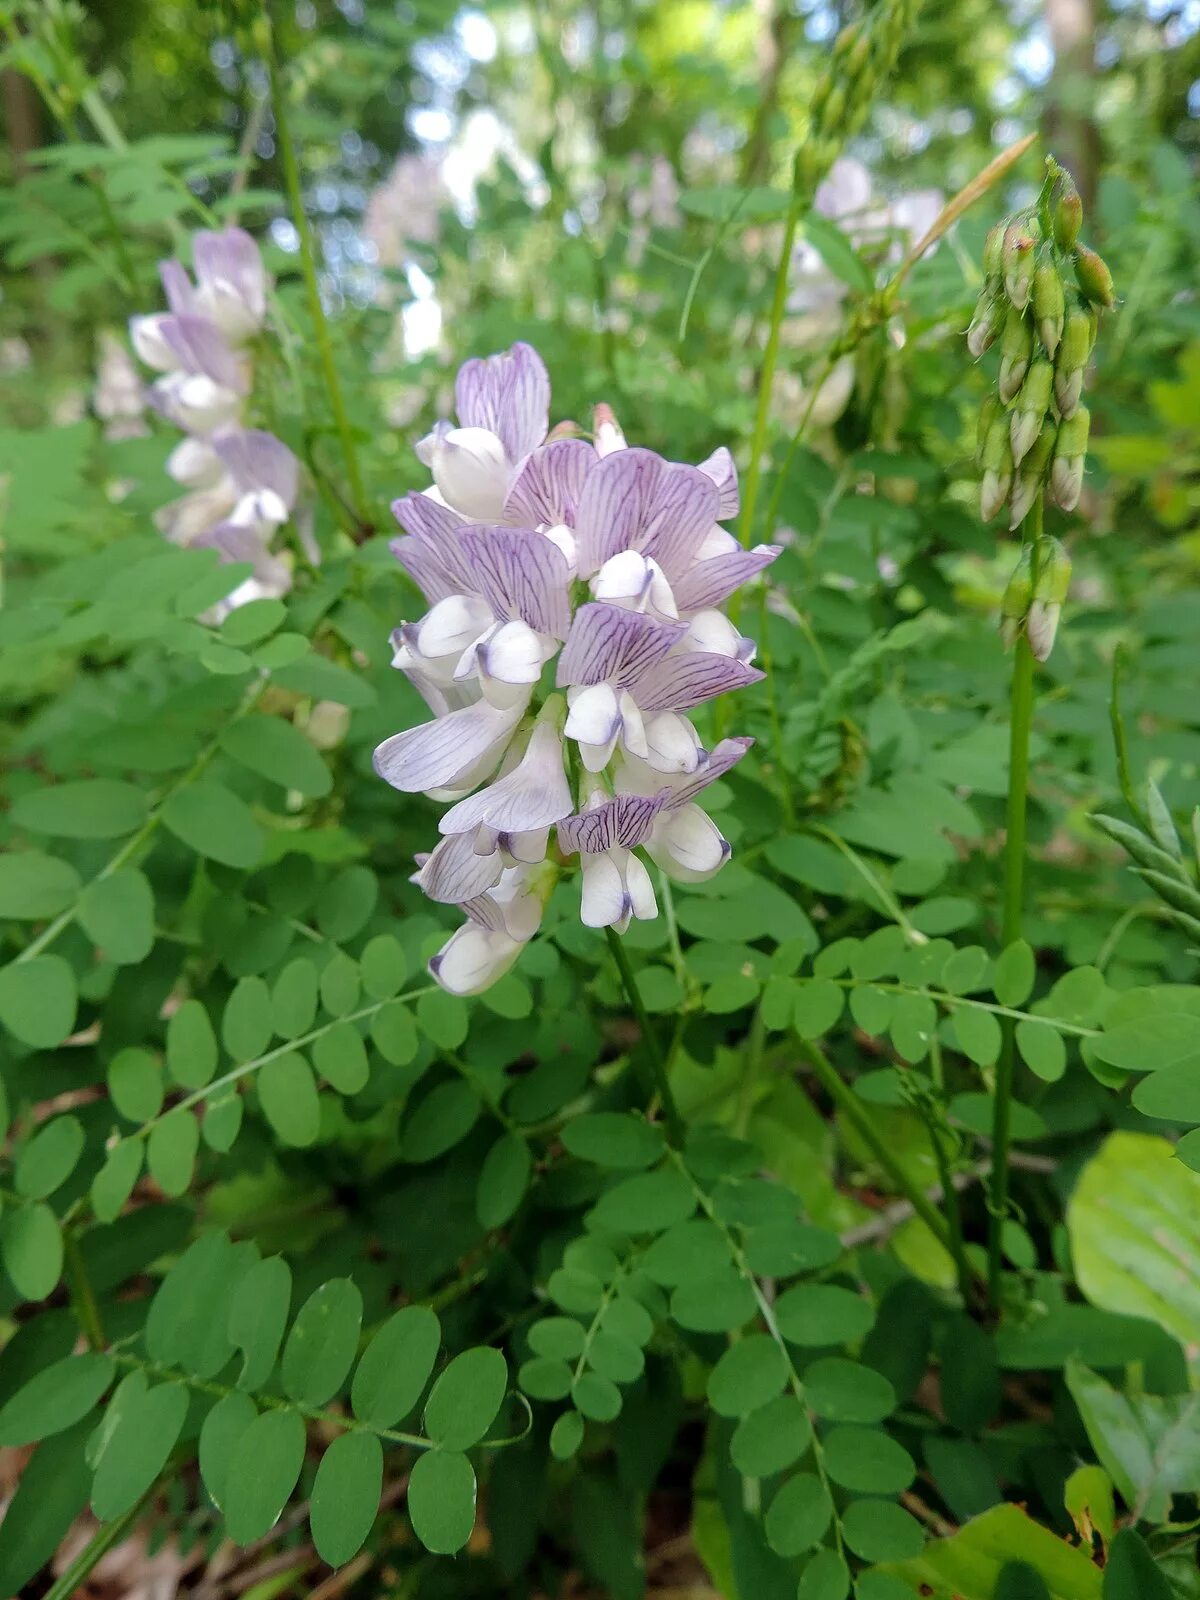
[375,343,779,996]
[129,228,300,611]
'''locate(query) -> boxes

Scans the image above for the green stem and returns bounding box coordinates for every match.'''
[63,1229,105,1350]
[604,926,683,1143]
[1110,642,1150,832]
[42,1494,149,1600]
[266,13,368,530]
[987,504,1042,1302]
[799,1038,985,1283]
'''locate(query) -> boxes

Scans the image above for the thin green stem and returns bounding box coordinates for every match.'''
[604,926,683,1143]
[798,1038,986,1286]
[266,12,368,529]
[1110,642,1150,832]
[988,503,1042,1301]
[63,1229,105,1350]
[42,1494,149,1600]
[734,1000,767,1138]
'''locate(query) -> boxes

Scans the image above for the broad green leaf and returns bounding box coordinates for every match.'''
[589,1167,696,1234]
[0,851,80,918]
[550,1409,584,1460]
[774,1283,875,1346]
[0,1420,92,1596]
[793,978,844,1038]
[281,1278,363,1406]
[161,780,264,868]
[222,977,273,1062]
[12,779,146,839]
[476,1132,531,1229]
[1,1203,63,1300]
[706,1335,789,1419]
[729,1393,811,1477]
[309,1429,382,1566]
[423,1346,508,1449]
[228,1255,292,1390]
[1016,1019,1066,1081]
[352,1305,441,1429]
[91,1380,187,1520]
[993,940,1035,1006]
[360,934,407,1000]
[0,1352,114,1446]
[401,1080,480,1162]
[561,1113,665,1170]
[223,1407,307,1544]
[91,1140,143,1222]
[1102,1529,1174,1600]
[317,866,378,941]
[742,1219,841,1276]
[407,1448,476,1554]
[78,869,154,964]
[0,955,76,1048]
[273,655,377,708]
[880,1503,1102,1598]
[312,1022,370,1095]
[272,956,318,1038]
[1065,1360,1200,1524]
[146,1229,249,1379]
[763,1472,831,1557]
[221,597,285,645]
[1063,1464,1115,1546]
[572,1370,621,1420]
[167,998,219,1088]
[319,950,360,1017]
[823,1425,915,1494]
[258,1051,320,1147]
[842,1498,924,1560]
[198,1390,256,1512]
[146,1109,199,1196]
[107,1047,163,1121]
[670,1268,757,1332]
[951,1004,1002,1066]
[798,1548,851,1600]
[416,988,468,1050]
[1067,1131,1200,1371]
[220,714,332,797]
[15,1114,84,1200]
[371,1002,418,1065]
[804,1358,895,1423]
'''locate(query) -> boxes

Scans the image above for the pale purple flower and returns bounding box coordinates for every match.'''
[376,343,773,993]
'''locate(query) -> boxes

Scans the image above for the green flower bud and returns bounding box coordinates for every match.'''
[1009,357,1054,466]
[832,20,861,59]
[1054,304,1093,418]
[1033,257,1066,359]
[1002,218,1039,310]
[980,417,1014,522]
[982,222,1006,281]
[1051,406,1090,511]
[999,543,1033,650]
[1027,536,1072,661]
[998,305,1034,403]
[1075,245,1115,310]
[847,30,872,76]
[976,393,998,467]
[822,83,846,133]
[967,290,1005,360]
[1009,419,1057,528]
[1052,178,1083,251]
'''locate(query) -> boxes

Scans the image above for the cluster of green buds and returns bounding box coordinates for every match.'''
[798,0,921,194]
[999,536,1072,662]
[969,157,1114,527]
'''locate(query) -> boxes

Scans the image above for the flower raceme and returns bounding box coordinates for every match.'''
[375,343,778,995]
[128,227,301,612]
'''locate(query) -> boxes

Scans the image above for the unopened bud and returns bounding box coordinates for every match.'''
[1033,258,1065,358]
[847,31,872,76]
[1003,219,1039,310]
[998,306,1034,402]
[976,393,998,467]
[1009,419,1056,528]
[1052,178,1083,251]
[1027,536,1072,661]
[1051,406,1090,511]
[999,544,1033,650]
[1054,305,1093,418]
[982,222,1006,282]
[967,291,1005,359]
[1009,358,1053,465]
[832,21,860,60]
[822,83,846,133]
[1075,246,1116,310]
[980,417,1014,522]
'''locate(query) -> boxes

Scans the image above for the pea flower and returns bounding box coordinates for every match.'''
[377,343,777,993]
[129,228,302,611]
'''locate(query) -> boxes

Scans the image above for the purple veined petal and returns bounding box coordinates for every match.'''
[373,698,523,794]
[672,543,781,613]
[458,526,572,637]
[438,719,571,836]
[664,736,754,808]
[503,438,597,527]
[632,651,764,714]
[556,602,686,689]
[572,448,658,574]
[390,534,466,606]
[696,446,740,518]
[454,342,550,463]
[558,790,670,855]
[212,429,299,507]
[159,314,248,392]
[416,831,503,904]
[429,923,523,995]
[638,460,722,580]
[391,489,468,540]
[192,228,267,337]
[159,259,196,316]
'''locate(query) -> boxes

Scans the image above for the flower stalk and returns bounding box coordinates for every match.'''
[605,926,684,1144]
